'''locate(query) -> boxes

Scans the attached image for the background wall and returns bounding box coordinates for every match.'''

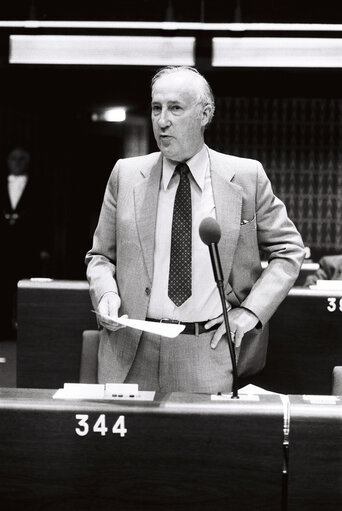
[1,65,341,277]
[0,0,341,278]
[206,96,342,256]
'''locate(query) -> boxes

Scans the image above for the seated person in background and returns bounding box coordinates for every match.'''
[304,255,342,287]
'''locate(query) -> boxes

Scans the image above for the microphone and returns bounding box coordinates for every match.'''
[199,217,223,284]
[199,217,239,398]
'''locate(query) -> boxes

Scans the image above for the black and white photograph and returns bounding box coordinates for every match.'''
[0,1,341,510]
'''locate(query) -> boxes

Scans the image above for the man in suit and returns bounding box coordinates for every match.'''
[0,147,49,339]
[86,66,305,392]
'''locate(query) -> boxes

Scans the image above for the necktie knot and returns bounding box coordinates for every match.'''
[175,162,190,178]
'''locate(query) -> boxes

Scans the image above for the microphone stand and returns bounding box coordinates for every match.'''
[208,243,239,399]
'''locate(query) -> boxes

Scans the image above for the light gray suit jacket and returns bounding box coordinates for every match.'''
[86,147,305,383]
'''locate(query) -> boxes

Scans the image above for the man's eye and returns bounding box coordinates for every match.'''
[171,105,182,112]
[152,106,161,114]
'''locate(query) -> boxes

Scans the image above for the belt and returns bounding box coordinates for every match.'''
[146,318,218,336]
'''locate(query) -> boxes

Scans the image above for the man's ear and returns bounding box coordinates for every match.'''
[201,104,212,128]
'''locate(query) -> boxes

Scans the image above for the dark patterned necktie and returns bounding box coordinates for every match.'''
[168,162,192,306]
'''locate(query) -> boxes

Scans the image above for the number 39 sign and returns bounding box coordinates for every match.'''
[327,298,342,313]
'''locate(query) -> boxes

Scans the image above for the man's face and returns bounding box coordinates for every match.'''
[151,72,209,162]
[7,149,30,175]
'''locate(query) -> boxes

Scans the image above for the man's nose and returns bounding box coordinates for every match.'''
[158,108,171,128]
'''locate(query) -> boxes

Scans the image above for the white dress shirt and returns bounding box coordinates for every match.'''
[7,174,28,210]
[147,145,224,322]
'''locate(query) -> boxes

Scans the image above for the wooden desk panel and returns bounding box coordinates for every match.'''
[0,389,284,511]
[287,395,342,510]
[253,289,342,395]
[17,280,97,388]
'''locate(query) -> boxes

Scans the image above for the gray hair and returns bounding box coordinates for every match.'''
[151,66,215,125]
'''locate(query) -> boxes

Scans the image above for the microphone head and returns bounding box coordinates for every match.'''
[199,217,221,245]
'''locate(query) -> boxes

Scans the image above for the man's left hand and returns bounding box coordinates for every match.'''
[205,307,259,349]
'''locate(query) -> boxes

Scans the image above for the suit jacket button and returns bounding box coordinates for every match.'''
[145,287,151,296]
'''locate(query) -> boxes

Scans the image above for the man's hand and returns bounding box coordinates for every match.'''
[97,292,127,331]
[205,307,259,349]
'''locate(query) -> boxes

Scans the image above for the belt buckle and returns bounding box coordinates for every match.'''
[160,318,181,325]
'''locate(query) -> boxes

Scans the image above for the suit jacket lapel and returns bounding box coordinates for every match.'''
[134,155,162,284]
[209,149,242,292]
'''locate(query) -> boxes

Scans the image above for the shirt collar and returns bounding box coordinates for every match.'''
[162,145,209,191]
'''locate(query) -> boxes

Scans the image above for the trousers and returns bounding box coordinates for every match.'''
[124,329,238,393]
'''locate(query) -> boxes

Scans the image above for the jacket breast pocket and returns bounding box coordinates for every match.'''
[239,216,256,239]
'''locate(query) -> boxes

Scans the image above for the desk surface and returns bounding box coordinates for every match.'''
[0,386,284,411]
[0,388,284,511]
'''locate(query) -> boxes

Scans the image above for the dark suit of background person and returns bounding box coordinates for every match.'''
[0,148,49,340]
[86,66,305,393]
[304,255,342,287]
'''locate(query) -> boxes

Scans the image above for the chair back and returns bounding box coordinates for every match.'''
[80,330,100,383]
[332,366,342,395]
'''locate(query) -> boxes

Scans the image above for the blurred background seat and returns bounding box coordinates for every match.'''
[332,366,342,395]
[79,330,100,383]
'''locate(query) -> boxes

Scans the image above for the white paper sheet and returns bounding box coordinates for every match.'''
[92,311,185,338]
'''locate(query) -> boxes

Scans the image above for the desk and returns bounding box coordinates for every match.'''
[0,388,284,511]
[17,279,97,388]
[17,281,342,393]
[253,288,342,394]
[287,395,342,510]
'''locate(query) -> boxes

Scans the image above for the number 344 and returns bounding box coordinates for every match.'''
[75,414,127,437]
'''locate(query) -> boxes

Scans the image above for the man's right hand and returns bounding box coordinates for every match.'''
[97,292,127,331]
